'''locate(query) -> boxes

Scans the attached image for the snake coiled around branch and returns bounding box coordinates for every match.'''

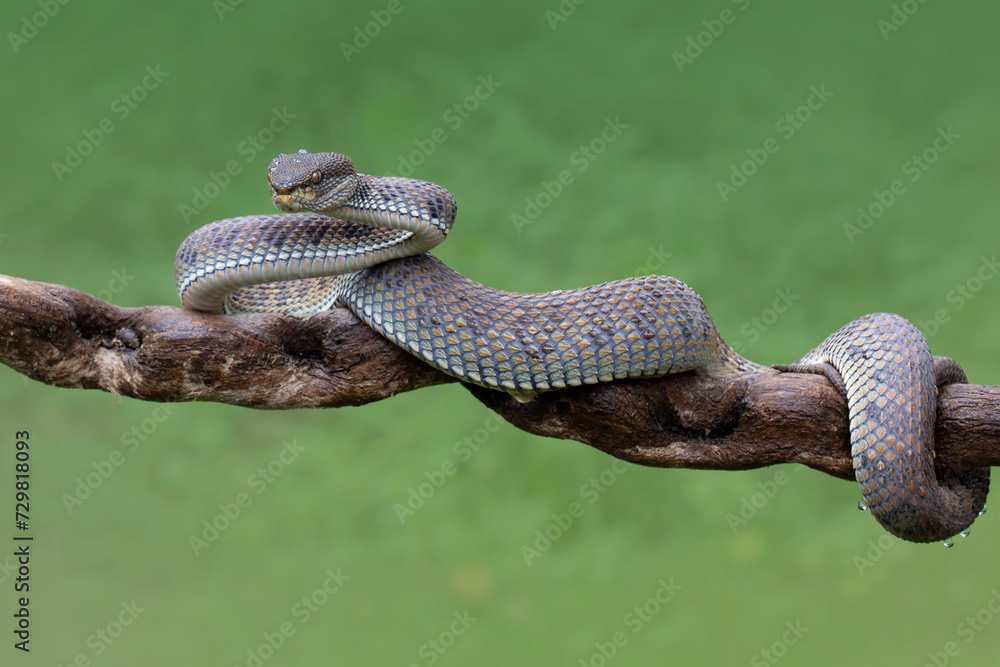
[174,150,989,543]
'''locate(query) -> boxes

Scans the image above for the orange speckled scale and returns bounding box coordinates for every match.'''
[175,152,989,543]
[335,255,753,394]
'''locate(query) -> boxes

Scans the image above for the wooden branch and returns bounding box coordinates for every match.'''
[2,274,997,482]
[0,274,450,408]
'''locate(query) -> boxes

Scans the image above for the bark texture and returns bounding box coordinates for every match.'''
[2,274,997,482]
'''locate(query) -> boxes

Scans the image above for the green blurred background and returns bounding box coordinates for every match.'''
[2,1,999,665]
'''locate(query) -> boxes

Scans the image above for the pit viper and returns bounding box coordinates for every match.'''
[175,150,988,543]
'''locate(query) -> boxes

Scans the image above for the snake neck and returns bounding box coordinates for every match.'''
[321,174,456,256]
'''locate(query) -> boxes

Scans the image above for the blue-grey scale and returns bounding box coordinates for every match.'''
[175,151,989,543]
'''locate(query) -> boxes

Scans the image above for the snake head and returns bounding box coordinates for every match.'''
[267,151,360,213]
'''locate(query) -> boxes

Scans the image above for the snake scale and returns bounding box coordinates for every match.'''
[175,150,989,543]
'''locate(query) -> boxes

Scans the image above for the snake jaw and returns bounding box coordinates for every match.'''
[271,188,315,212]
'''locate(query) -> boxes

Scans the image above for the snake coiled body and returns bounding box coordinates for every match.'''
[175,151,989,543]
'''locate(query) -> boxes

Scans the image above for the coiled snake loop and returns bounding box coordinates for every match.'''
[175,151,988,543]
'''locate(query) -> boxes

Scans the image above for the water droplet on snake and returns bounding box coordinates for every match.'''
[979,506,987,516]
[943,538,955,548]
[960,530,971,538]
[857,500,868,512]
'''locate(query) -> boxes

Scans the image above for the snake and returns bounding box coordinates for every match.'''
[175,150,989,543]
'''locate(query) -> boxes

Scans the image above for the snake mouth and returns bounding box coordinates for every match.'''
[272,193,300,210]
[271,187,316,212]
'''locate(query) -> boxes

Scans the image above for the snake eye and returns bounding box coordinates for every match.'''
[310,170,323,185]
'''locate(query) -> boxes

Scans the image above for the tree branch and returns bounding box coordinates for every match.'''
[2,274,997,482]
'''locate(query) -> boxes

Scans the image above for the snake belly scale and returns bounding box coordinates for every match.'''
[175,151,989,543]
